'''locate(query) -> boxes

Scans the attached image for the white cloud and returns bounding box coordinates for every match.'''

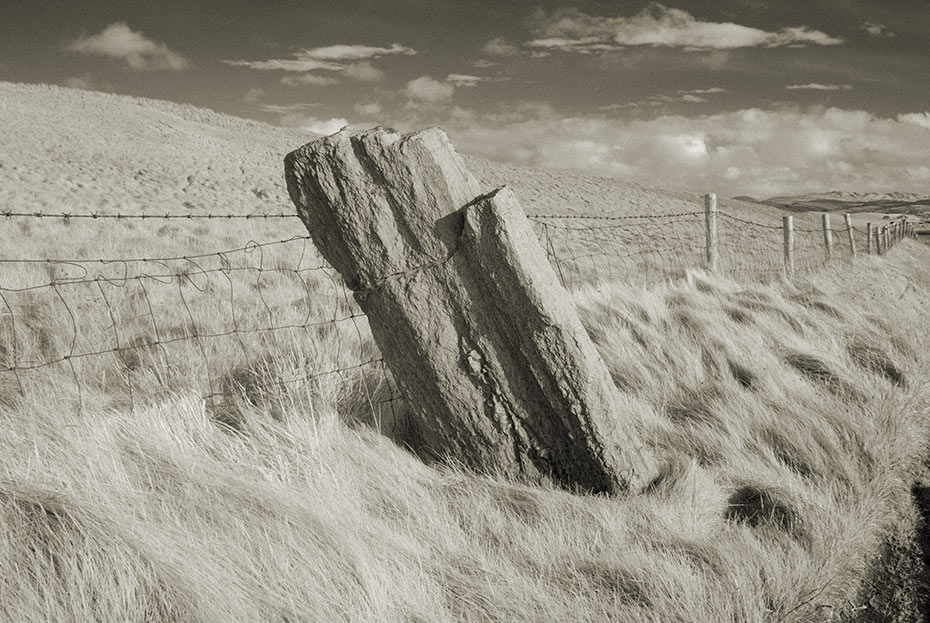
[224,57,342,72]
[481,37,519,57]
[343,61,385,82]
[527,4,843,52]
[606,87,726,108]
[281,73,341,86]
[861,22,894,37]
[298,43,415,61]
[242,87,266,103]
[446,74,486,88]
[224,43,414,74]
[259,103,320,114]
[404,76,454,104]
[66,22,190,71]
[898,112,930,131]
[354,102,383,117]
[786,83,853,91]
[439,105,930,197]
[278,114,349,136]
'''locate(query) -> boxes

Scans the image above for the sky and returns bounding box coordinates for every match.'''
[2,0,930,198]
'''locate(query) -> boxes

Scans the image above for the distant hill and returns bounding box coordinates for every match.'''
[0,81,767,220]
[740,191,930,219]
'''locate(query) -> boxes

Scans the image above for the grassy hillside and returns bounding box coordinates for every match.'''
[1,83,930,622]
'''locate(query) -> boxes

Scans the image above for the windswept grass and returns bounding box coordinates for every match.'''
[2,242,929,622]
[2,82,930,622]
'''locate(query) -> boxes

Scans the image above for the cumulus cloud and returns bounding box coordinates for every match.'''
[786,83,853,91]
[275,112,348,136]
[354,102,383,117]
[898,112,930,131]
[861,22,894,37]
[481,37,519,57]
[404,76,454,104]
[446,74,486,87]
[527,4,843,53]
[343,61,385,82]
[440,105,930,197]
[66,22,190,71]
[281,74,341,86]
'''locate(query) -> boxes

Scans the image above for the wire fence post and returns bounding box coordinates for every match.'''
[821,213,833,261]
[783,215,795,278]
[704,193,719,272]
[867,223,874,254]
[844,214,856,258]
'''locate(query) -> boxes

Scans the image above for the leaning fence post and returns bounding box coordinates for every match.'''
[284,127,656,494]
[783,215,795,277]
[821,213,833,261]
[844,214,856,257]
[881,226,888,254]
[867,223,874,255]
[704,193,719,272]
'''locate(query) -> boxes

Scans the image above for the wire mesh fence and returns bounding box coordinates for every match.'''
[0,204,913,425]
[0,229,401,432]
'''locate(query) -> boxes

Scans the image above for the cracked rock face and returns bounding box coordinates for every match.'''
[285,127,656,494]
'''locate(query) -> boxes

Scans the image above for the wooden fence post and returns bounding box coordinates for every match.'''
[284,127,657,494]
[867,223,873,255]
[783,215,795,277]
[881,226,888,254]
[704,193,719,272]
[844,214,856,257]
[822,213,833,261]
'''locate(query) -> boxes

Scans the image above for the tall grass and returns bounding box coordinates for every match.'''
[2,236,929,621]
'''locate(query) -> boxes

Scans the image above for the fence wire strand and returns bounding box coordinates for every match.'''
[0,205,912,430]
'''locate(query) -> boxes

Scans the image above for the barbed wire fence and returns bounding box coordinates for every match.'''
[0,199,915,430]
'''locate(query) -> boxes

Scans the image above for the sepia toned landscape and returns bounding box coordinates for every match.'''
[3,3,930,621]
[0,80,928,622]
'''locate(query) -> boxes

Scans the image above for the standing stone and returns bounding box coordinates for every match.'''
[284,127,656,493]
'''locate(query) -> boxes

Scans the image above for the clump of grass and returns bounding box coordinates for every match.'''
[725,484,807,541]
[783,351,856,397]
[846,338,906,388]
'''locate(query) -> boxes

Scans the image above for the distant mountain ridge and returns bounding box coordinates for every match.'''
[735,191,930,218]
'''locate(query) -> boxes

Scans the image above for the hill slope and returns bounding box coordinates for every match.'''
[0,82,763,219]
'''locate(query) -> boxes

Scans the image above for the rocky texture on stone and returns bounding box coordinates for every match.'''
[284,127,656,493]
